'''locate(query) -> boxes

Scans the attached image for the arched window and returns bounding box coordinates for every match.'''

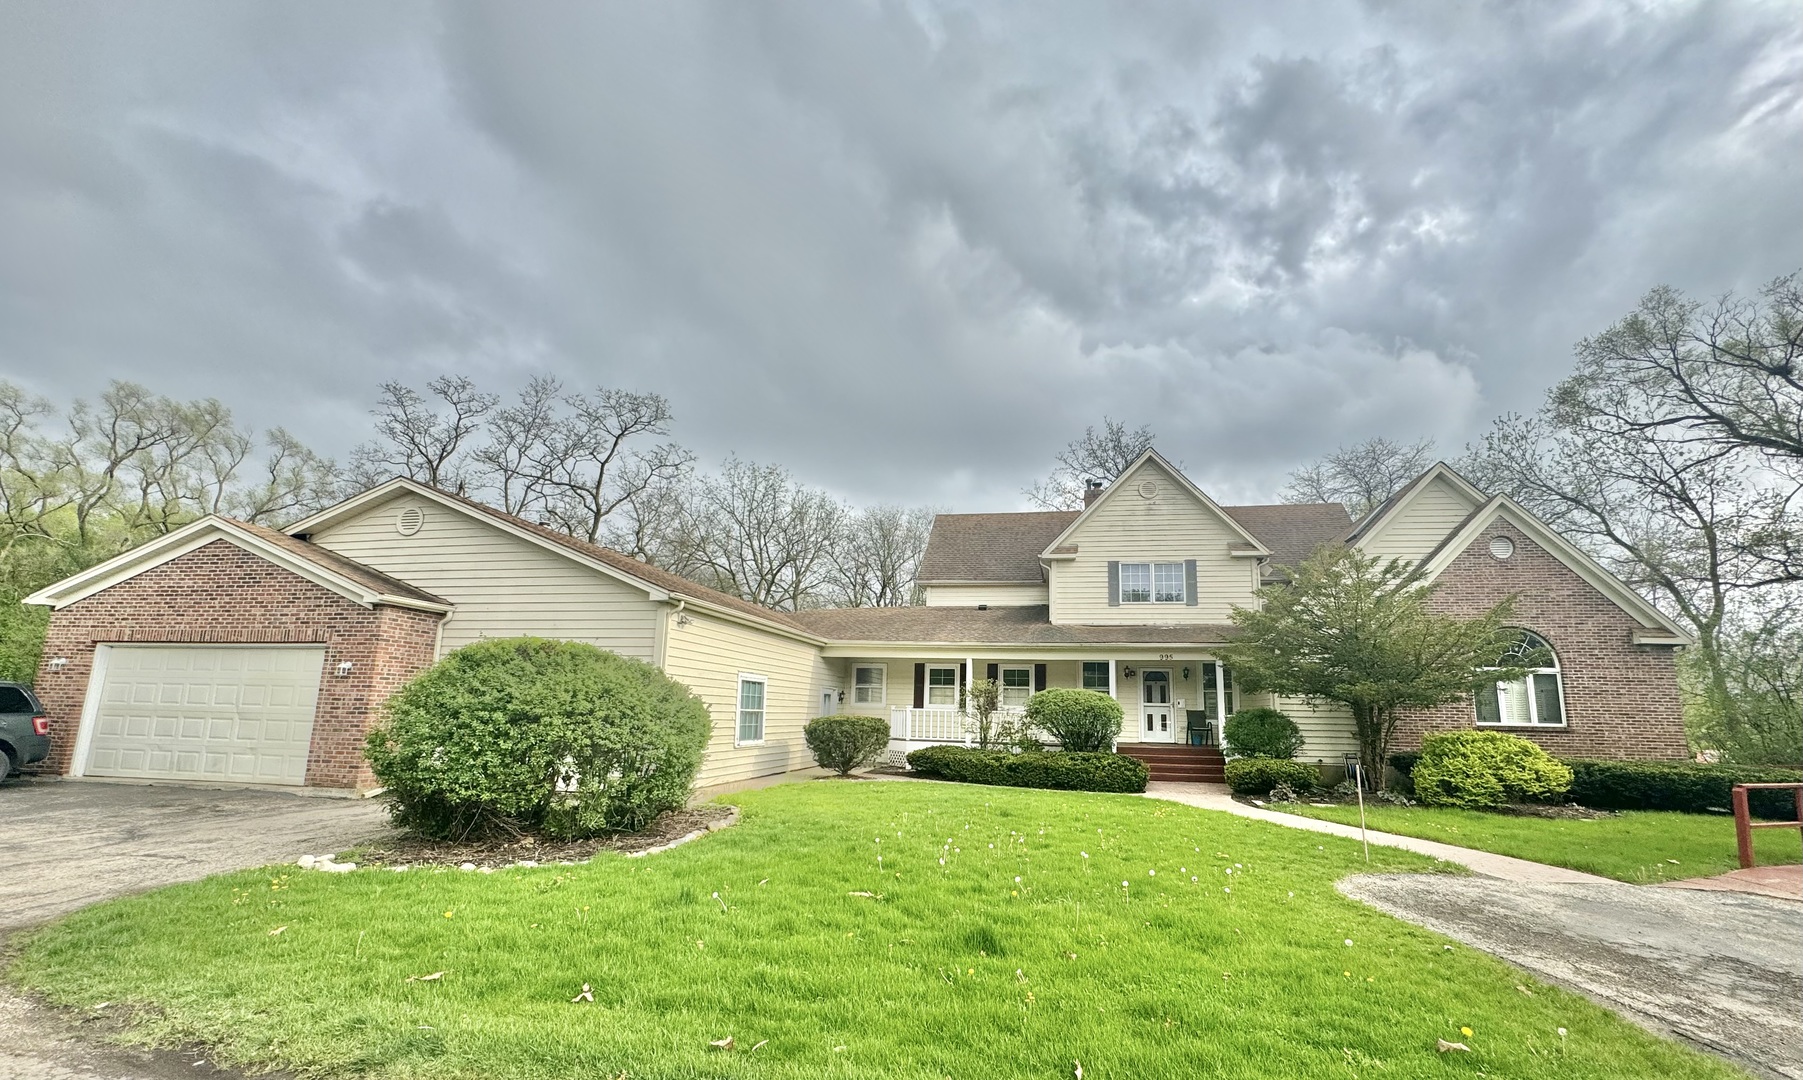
[1475,631,1564,727]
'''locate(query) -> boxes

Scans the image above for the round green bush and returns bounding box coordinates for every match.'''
[804,714,891,775]
[1025,688,1123,752]
[365,637,711,839]
[1411,731,1574,809]
[1222,707,1305,759]
[1223,757,1320,797]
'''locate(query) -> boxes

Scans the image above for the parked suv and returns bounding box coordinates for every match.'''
[0,681,50,782]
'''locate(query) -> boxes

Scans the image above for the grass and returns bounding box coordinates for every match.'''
[8,782,1747,1080]
[1276,801,1803,883]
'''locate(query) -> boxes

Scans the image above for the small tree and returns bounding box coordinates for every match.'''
[804,715,892,775]
[1219,546,1528,788]
[965,677,1004,749]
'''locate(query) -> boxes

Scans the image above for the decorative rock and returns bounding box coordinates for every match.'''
[297,855,316,868]
[460,862,477,872]
[517,860,538,868]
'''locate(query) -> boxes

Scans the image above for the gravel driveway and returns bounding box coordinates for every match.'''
[1341,873,1803,1080]
[0,777,392,1080]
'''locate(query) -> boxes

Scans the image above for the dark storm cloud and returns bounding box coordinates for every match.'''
[1,0,1797,508]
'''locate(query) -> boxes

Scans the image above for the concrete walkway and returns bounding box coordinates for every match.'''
[1144,781,1613,883]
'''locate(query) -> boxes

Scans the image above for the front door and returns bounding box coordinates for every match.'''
[1141,669,1173,742]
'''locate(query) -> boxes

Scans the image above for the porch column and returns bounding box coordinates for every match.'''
[1213,660,1226,728]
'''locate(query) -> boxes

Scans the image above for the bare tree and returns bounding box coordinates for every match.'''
[829,504,936,607]
[527,388,693,544]
[472,375,563,516]
[647,458,847,611]
[350,376,497,494]
[1283,437,1436,519]
[1025,418,1156,510]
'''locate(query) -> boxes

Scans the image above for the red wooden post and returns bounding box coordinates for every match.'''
[1732,785,1754,869]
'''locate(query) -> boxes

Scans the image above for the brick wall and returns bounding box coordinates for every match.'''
[1393,521,1688,760]
[32,539,444,789]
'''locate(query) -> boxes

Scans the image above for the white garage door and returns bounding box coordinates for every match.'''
[85,645,327,785]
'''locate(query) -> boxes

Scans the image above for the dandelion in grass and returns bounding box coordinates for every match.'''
[1460,1027,1473,1037]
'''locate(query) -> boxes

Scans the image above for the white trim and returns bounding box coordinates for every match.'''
[1348,462,1486,547]
[67,644,111,779]
[1037,449,1271,559]
[734,673,768,747]
[1415,498,1694,645]
[852,663,887,705]
[924,664,960,708]
[22,517,452,615]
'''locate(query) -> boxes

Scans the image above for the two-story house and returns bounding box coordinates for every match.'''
[23,450,1692,792]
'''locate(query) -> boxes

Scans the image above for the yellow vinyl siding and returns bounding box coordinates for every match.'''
[663,610,837,787]
[921,582,1049,607]
[309,494,660,659]
[1276,695,1359,764]
[1048,459,1259,624]
[1358,477,1479,564]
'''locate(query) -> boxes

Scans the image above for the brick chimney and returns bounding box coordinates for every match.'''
[1083,479,1106,507]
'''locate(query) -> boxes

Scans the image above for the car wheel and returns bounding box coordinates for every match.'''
[0,747,16,782]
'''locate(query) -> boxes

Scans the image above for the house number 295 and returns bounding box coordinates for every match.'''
[1157,653,1174,661]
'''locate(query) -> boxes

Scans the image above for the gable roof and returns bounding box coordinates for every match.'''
[1346,461,1486,545]
[790,604,1235,645]
[288,477,814,637]
[917,501,1350,584]
[918,511,1078,582]
[1038,449,1272,559]
[23,516,452,613]
[1415,495,1694,645]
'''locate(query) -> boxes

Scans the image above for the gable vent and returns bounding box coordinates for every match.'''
[396,506,426,537]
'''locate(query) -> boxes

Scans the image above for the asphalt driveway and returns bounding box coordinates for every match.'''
[1341,873,1803,1080]
[1,777,392,1080]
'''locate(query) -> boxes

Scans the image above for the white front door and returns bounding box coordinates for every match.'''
[821,690,837,717]
[1141,669,1173,742]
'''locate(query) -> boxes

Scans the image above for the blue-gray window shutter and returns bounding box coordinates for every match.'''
[1107,560,1120,606]
[1184,559,1198,606]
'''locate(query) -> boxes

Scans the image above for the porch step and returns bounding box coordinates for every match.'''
[1115,744,1227,783]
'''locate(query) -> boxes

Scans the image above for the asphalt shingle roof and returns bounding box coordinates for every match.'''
[915,502,1352,583]
[789,604,1235,644]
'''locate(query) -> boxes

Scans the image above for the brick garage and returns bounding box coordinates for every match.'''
[1395,521,1688,760]
[33,539,444,789]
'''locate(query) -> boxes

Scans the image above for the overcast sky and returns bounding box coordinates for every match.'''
[2,1,1798,509]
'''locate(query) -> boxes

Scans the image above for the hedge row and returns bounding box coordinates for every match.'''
[905,746,1149,793]
[1564,760,1802,819]
[1389,752,1801,819]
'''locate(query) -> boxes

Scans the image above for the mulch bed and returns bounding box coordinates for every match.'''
[354,804,738,870]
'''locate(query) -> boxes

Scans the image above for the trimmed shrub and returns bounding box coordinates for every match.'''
[1411,731,1572,809]
[1025,689,1123,752]
[1224,758,1320,797]
[1563,759,1802,819]
[905,745,1148,793]
[366,637,710,839]
[804,714,891,775]
[1222,708,1305,759]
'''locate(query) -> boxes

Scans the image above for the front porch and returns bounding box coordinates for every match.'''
[838,652,1247,759]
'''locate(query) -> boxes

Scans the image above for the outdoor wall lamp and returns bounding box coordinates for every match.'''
[1121,666,1136,679]
[1182,667,1190,680]
[48,657,68,672]
[837,689,845,704]
[335,661,355,677]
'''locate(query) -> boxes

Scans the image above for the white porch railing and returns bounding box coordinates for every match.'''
[889,705,1027,744]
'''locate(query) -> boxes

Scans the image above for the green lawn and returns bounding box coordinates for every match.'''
[9,783,1745,1080]
[1276,801,1803,883]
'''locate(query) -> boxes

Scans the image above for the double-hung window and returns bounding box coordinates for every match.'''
[853,665,886,705]
[925,665,959,707]
[736,675,767,745]
[999,666,1033,708]
[1082,661,1111,692]
[1476,631,1564,727]
[1119,561,1185,603]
